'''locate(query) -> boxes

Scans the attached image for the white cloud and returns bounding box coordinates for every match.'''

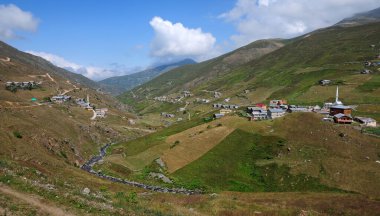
[149,16,218,61]
[221,0,380,46]
[0,4,39,39]
[26,51,128,81]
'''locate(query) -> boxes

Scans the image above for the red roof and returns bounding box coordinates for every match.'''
[256,103,266,107]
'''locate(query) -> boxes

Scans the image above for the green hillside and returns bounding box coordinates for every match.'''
[120,22,380,115]
[119,39,286,103]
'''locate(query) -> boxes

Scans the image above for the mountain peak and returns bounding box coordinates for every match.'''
[336,7,380,27]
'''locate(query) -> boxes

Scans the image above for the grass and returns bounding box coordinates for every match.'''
[363,127,380,136]
[172,129,339,192]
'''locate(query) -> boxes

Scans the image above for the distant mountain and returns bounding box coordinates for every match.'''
[99,58,196,95]
[336,7,380,27]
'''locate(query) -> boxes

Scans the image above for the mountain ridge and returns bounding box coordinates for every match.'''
[99,58,196,95]
[336,6,380,26]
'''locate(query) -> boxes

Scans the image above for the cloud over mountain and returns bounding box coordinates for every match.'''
[149,16,217,61]
[220,0,380,46]
[26,51,126,81]
[0,4,39,39]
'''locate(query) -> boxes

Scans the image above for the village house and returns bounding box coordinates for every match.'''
[128,119,136,125]
[213,113,224,119]
[224,98,231,102]
[76,95,92,110]
[268,108,286,119]
[161,112,175,118]
[51,95,71,103]
[287,106,310,113]
[196,98,210,103]
[364,61,372,67]
[95,108,108,118]
[323,102,334,109]
[333,113,353,124]
[214,91,222,98]
[361,69,372,74]
[319,80,332,86]
[5,81,40,91]
[183,91,192,97]
[220,109,232,115]
[269,99,287,107]
[354,117,377,127]
[255,103,267,110]
[178,107,186,112]
[213,104,239,109]
[249,108,268,121]
[330,105,352,116]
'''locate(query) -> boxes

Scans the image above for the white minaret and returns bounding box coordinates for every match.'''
[334,86,343,105]
[86,94,90,104]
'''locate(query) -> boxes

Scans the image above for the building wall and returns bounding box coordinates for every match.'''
[330,108,352,116]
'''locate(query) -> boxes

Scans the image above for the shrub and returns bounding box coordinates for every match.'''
[170,140,180,149]
[60,151,68,159]
[13,131,22,139]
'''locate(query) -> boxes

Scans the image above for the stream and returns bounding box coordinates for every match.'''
[81,143,201,195]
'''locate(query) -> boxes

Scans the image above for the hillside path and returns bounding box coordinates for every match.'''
[90,109,97,120]
[0,184,75,216]
[123,126,155,133]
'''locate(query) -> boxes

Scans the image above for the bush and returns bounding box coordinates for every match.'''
[170,140,180,149]
[60,151,68,159]
[13,131,22,139]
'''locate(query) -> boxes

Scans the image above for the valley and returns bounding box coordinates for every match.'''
[1,5,380,216]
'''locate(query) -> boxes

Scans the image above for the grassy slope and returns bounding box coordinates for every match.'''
[121,23,380,116]
[172,113,380,197]
[172,129,339,193]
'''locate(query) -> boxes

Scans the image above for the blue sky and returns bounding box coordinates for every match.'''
[1,0,380,80]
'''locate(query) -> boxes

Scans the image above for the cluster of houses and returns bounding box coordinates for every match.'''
[95,108,108,118]
[210,86,377,128]
[51,95,71,103]
[76,96,93,110]
[183,91,193,97]
[154,91,194,104]
[5,81,41,91]
[154,95,183,104]
[161,112,175,118]
[195,98,211,103]
[213,104,239,109]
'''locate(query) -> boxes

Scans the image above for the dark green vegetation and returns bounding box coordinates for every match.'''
[99,59,196,95]
[173,129,339,192]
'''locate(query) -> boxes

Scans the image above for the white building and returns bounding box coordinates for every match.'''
[268,108,286,119]
[354,117,377,127]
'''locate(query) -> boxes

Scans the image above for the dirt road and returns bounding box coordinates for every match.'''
[0,184,75,216]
